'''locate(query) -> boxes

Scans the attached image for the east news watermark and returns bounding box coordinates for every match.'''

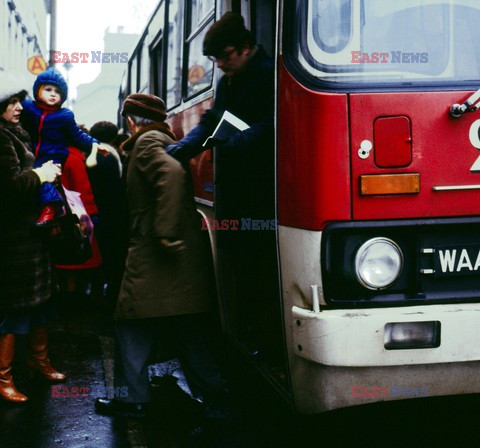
[201,218,277,231]
[51,385,128,398]
[50,51,129,64]
[351,51,428,64]
[351,385,430,398]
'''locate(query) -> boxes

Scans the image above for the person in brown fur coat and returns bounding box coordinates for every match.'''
[0,73,66,403]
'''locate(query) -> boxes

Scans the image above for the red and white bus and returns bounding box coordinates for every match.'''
[120,0,480,413]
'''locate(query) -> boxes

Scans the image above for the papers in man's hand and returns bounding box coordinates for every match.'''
[202,111,250,147]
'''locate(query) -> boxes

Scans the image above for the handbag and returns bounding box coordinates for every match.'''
[47,185,92,265]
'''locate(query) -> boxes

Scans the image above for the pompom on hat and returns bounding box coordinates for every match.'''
[121,93,167,122]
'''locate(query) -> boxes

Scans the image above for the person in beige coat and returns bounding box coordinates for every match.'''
[96,93,227,418]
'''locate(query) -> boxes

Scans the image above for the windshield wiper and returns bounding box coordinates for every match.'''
[450,88,480,118]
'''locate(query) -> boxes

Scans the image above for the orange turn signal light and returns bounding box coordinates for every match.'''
[360,173,420,196]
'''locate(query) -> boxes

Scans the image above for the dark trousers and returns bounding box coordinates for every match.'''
[114,313,227,404]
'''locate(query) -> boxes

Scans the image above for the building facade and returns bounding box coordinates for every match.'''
[73,29,139,129]
[0,0,48,82]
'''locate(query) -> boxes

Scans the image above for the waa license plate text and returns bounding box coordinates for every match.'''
[434,245,480,275]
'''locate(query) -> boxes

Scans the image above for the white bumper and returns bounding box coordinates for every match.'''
[292,303,480,367]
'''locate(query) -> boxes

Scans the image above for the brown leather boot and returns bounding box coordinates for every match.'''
[0,334,28,402]
[27,326,66,382]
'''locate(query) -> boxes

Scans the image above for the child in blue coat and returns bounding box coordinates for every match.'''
[21,67,100,226]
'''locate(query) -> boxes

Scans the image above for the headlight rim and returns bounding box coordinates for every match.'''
[354,237,404,290]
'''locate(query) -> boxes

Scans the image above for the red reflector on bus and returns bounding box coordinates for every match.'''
[360,173,420,195]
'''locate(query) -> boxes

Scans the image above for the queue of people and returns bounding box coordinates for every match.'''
[94,11,276,420]
[0,12,273,431]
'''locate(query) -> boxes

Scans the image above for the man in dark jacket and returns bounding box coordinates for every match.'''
[167,12,279,355]
[166,11,274,220]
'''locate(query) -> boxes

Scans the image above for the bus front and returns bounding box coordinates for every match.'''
[278,0,480,413]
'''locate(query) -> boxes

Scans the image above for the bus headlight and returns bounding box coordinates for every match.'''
[354,238,403,290]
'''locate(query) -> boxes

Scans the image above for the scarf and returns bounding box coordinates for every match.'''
[35,100,61,113]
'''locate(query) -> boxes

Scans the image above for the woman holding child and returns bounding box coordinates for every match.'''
[0,73,66,403]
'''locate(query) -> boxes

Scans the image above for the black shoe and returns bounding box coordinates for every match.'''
[95,398,147,418]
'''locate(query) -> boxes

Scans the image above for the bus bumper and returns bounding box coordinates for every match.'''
[292,303,480,366]
[290,304,480,413]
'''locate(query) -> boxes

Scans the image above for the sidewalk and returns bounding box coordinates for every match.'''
[0,297,130,448]
[0,295,295,448]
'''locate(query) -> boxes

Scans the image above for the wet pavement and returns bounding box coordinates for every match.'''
[0,296,295,448]
[0,298,129,448]
[4,296,480,447]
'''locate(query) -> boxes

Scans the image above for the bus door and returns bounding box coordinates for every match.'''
[214,0,288,391]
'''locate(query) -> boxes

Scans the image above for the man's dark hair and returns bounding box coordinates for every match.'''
[203,12,255,56]
[90,121,119,143]
[0,90,27,116]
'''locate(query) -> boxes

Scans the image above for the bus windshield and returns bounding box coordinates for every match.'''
[294,0,480,85]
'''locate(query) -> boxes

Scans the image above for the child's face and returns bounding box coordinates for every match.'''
[39,84,62,106]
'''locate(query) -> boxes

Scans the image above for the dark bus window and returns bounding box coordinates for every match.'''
[151,38,164,98]
[186,23,214,98]
[188,0,214,33]
[253,0,275,58]
[139,40,149,92]
[166,0,184,108]
[136,43,142,92]
[149,2,166,99]
[129,59,137,94]
[185,0,214,99]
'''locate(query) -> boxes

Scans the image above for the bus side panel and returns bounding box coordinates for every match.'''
[168,98,213,140]
[277,60,351,231]
[168,97,214,203]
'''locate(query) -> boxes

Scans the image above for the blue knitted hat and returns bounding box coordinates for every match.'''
[33,67,68,104]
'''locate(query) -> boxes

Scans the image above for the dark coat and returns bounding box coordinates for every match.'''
[86,146,128,283]
[166,46,275,219]
[0,120,54,312]
[114,124,213,320]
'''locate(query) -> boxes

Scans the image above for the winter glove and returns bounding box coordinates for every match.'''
[86,143,109,168]
[158,237,185,255]
[33,160,62,183]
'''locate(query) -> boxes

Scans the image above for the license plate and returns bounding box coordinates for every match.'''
[434,244,480,276]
